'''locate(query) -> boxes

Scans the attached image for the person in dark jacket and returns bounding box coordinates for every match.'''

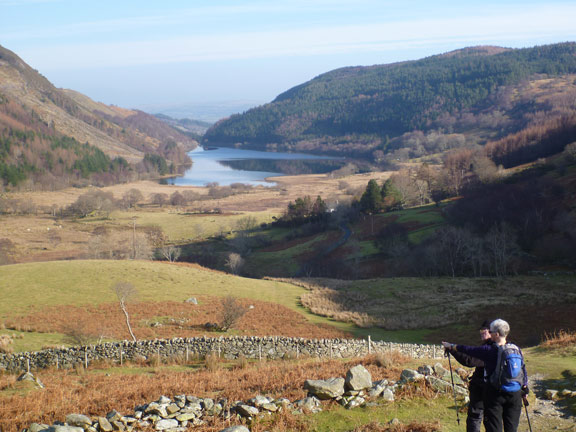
[442,319,528,432]
[448,320,493,432]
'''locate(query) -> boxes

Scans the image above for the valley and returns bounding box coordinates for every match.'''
[1,40,576,432]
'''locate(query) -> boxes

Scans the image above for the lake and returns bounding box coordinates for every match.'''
[165,146,345,187]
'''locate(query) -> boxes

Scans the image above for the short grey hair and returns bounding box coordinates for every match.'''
[490,319,510,337]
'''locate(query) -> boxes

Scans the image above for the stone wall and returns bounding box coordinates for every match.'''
[0,336,444,373]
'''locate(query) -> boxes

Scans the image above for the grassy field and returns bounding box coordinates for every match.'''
[0,260,357,351]
[298,275,576,346]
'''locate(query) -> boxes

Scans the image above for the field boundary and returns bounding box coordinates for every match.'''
[0,336,444,372]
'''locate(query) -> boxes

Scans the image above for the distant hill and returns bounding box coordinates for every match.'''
[204,43,576,161]
[0,45,198,189]
[154,114,212,139]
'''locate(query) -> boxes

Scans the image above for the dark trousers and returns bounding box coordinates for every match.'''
[466,381,484,432]
[483,386,523,432]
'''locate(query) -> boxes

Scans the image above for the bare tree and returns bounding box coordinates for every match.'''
[122,188,144,209]
[219,296,247,331]
[235,216,258,231]
[160,244,181,262]
[112,282,138,341]
[151,193,168,207]
[225,252,245,274]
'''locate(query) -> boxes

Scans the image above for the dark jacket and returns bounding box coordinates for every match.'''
[455,342,528,389]
[451,339,492,386]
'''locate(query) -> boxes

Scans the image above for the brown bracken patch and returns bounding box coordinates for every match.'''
[5,297,350,342]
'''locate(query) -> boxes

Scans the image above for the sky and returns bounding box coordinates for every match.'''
[1,0,576,121]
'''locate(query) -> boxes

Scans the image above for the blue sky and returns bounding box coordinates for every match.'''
[1,0,576,120]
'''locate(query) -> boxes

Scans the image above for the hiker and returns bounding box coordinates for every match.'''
[442,319,529,432]
[447,320,493,432]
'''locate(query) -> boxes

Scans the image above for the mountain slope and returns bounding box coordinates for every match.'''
[0,44,198,189]
[204,43,576,158]
[0,45,197,163]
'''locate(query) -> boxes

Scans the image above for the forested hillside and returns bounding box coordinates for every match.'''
[204,43,576,162]
[0,45,197,190]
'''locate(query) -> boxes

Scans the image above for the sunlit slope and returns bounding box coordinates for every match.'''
[0,260,306,319]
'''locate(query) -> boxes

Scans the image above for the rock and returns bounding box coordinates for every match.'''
[274,398,291,408]
[433,363,448,376]
[154,419,178,430]
[368,379,388,398]
[17,372,44,388]
[294,396,322,414]
[111,421,125,431]
[248,395,272,407]
[145,403,168,418]
[304,377,345,399]
[52,427,84,432]
[28,424,50,432]
[205,403,223,416]
[545,389,559,400]
[260,403,279,412]
[219,427,250,432]
[106,411,122,423]
[381,388,395,402]
[399,369,424,383]
[185,298,198,304]
[426,376,452,393]
[65,414,92,428]
[417,365,434,376]
[166,403,180,415]
[389,418,401,426]
[175,413,196,422]
[345,365,372,391]
[345,396,366,409]
[235,404,259,418]
[97,417,113,432]
[157,396,171,405]
[201,398,215,411]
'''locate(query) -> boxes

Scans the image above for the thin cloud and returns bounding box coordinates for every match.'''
[20,6,576,71]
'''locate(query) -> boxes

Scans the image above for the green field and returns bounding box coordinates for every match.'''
[79,210,279,242]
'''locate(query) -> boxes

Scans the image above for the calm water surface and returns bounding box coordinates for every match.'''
[166,146,344,187]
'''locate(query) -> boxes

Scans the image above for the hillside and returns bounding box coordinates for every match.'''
[204,43,576,160]
[0,45,197,189]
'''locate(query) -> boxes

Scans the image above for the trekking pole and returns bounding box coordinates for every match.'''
[445,349,461,426]
[523,395,533,432]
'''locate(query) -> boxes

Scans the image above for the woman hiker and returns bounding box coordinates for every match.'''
[442,318,529,432]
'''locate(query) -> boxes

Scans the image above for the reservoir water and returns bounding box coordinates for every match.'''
[166,146,345,187]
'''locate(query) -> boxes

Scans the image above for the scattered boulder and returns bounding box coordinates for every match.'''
[293,396,322,414]
[22,361,470,432]
[381,388,395,402]
[345,365,372,391]
[28,424,50,432]
[545,389,559,400]
[154,419,179,430]
[17,372,44,388]
[219,427,250,432]
[97,417,113,432]
[304,377,345,399]
[65,414,92,428]
[399,369,424,383]
[185,298,198,304]
[235,404,259,418]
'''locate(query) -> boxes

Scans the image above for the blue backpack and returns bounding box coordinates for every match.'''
[489,343,524,392]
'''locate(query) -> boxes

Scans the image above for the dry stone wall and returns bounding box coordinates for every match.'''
[0,336,444,373]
